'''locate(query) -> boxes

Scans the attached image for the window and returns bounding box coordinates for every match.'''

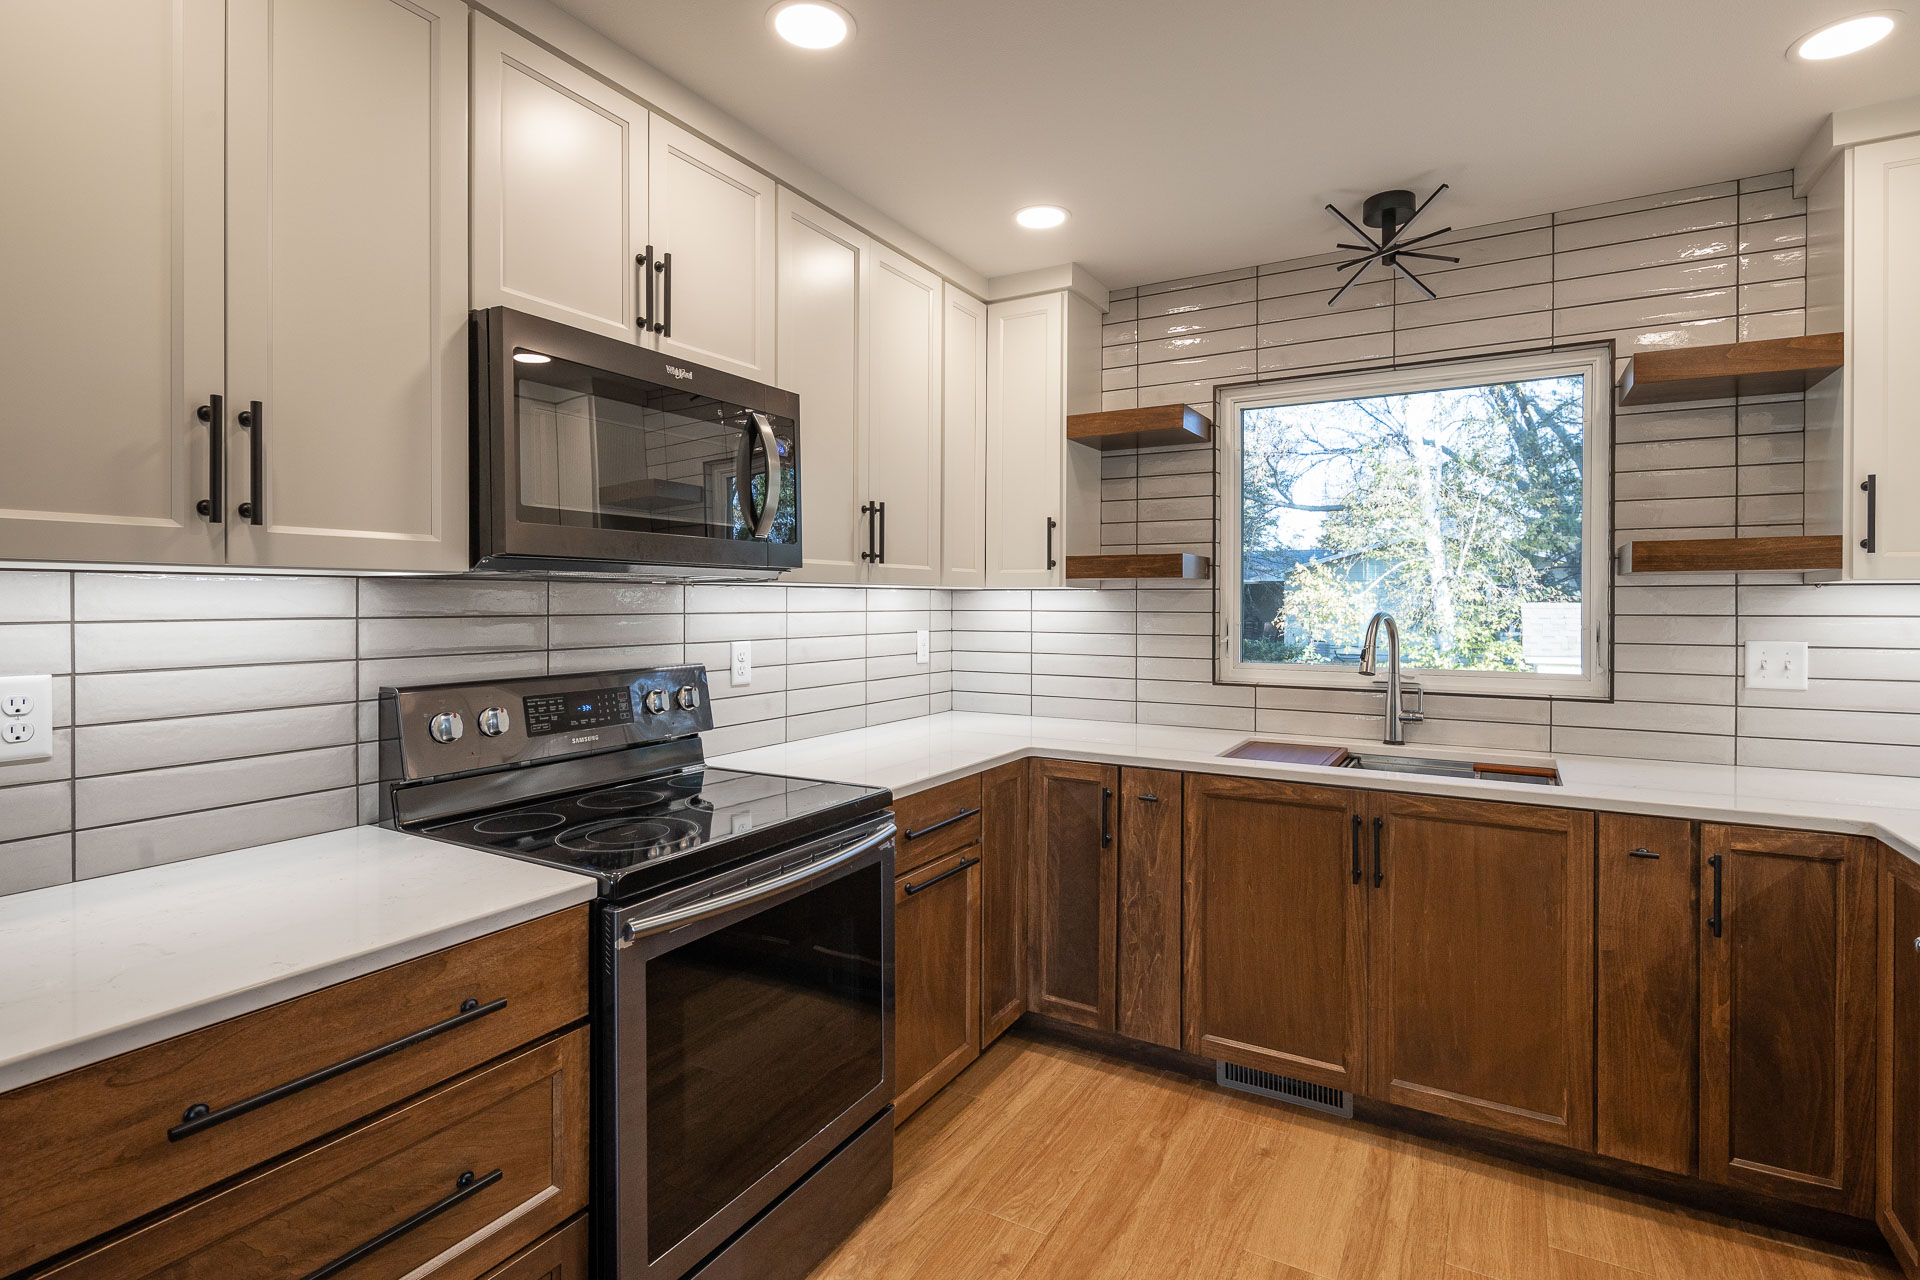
[1217,345,1612,699]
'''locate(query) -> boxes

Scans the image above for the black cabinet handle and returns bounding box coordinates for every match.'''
[876,500,886,563]
[196,393,224,523]
[636,246,654,331]
[860,501,879,563]
[1046,516,1058,570]
[236,401,263,525]
[903,856,980,896]
[658,250,673,338]
[1101,786,1113,846]
[1139,792,1159,803]
[1372,816,1384,887]
[903,807,979,840]
[168,997,506,1141]
[298,1167,502,1280]
[1707,853,1723,938]
[1351,813,1362,884]
[1862,475,1878,553]
[1628,847,1659,859]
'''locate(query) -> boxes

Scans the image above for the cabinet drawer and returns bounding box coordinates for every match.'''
[38,1028,590,1280]
[1,906,588,1277]
[894,774,984,874]
[478,1215,590,1280]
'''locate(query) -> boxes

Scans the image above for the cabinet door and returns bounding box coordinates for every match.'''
[470,15,649,344]
[1848,134,1920,579]
[224,0,468,572]
[1700,824,1876,1215]
[648,117,777,382]
[1183,775,1365,1092]
[1882,849,1920,1274]
[941,285,989,589]
[985,293,1064,588]
[863,247,943,586]
[894,847,980,1123]
[1118,767,1183,1049]
[1368,794,1595,1149]
[979,761,1029,1044]
[1027,758,1118,1029]
[776,187,867,582]
[1595,814,1698,1176]
[0,0,225,565]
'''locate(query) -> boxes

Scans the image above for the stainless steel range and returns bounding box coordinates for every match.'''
[379,666,895,1280]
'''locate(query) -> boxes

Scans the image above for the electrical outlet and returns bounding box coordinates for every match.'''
[1745,640,1810,691]
[916,629,930,665]
[0,675,53,765]
[731,640,752,686]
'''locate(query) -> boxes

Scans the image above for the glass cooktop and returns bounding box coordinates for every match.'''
[422,765,890,900]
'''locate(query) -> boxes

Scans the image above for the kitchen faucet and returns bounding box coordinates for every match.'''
[1357,612,1424,746]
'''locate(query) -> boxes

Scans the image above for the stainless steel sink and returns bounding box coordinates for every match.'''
[1342,752,1561,786]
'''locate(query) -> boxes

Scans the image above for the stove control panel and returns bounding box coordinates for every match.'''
[525,685,633,737]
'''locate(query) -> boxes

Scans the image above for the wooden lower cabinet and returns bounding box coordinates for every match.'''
[481,1215,590,1280]
[1117,767,1183,1049]
[1884,848,1920,1273]
[1700,824,1876,1217]
[893,847,982,1123]
[1028,758,1119,1030]
[1368,793,1595,1149]
[39,1029,590,1279]
[1183,775,1366,1092]
[979,761,1029,1044]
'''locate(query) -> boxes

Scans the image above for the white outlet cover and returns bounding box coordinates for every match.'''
[1745,640,1810,691]
[0,674,53,765]
[916,629,930,665]
[731,640,752,687]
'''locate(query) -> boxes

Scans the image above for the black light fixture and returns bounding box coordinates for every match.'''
[1325,185,1458,306]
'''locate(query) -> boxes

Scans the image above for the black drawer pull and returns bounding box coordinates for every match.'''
[1627,847,1659,859]
[1862,474,1878,553]
[903,807,980,840]
[168,997,507,1141]
[1372,816,1384,887]
[1707,853,1723,939]
[236,400,264,525]
[1351,813,1362,884]
[903,856,980,895]
[299,1167,503,1280]
[196,393,224,522]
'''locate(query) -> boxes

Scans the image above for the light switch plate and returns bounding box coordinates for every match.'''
[731,640,752,687]
[1745,641,1809,691]
[916,629,930,665]
[0,675,53,764]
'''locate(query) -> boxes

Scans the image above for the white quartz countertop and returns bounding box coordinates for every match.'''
[0,826,596,1093]
[716,711,1920,865]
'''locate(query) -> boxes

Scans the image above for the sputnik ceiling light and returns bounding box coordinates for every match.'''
[1325,185,1457,306]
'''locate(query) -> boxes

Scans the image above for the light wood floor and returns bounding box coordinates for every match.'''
[809,1031,1901,1280]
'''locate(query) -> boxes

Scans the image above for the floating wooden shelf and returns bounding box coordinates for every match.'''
[1066,404,1213,450]
[1616,333,1843,407]
[1617,535,1842,574]
[1064,553,1211,580]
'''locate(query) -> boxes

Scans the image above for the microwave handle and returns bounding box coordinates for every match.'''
[738,411,781,540]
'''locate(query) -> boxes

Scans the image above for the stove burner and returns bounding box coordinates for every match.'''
[471,811,566,836]
[666,772,703,791]
[554,814,704,856]
[576,784,673,812]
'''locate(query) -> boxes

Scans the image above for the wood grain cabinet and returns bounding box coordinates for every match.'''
[1028,759,1120,1029]
[480,1216,591,1280]
[1882,847,1920,1274]
[893,847,981,1124]
[979,761,1029,1043]
[1367,793,1595,1149]
[1118,768,1183,1049]
[1700,823,1876,1216]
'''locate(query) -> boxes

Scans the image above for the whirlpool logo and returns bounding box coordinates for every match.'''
[664,364,694,381]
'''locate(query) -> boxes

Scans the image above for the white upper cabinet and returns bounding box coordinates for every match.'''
[940,285,989,589]
[776,188,868,582]
[0,0,226,565]
[863,248,944,586]
[223,0,469,572]
[1845,133,1920,580]
[647,117,778,382]
[985,293,1066,588]
[471,15,648,344]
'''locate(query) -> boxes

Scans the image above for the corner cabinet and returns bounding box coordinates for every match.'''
[0,0,469,573]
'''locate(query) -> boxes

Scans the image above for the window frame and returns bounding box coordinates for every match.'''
[1214,343,1615,700]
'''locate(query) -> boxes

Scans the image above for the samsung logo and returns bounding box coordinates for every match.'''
[572,734,601,744]
[664,364,694,381]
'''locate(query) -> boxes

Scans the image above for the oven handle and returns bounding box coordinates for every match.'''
[617,820,895,947]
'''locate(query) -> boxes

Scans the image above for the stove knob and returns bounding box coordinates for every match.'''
[427,711,464,744]
[642,689,668,715]
[677,685,701,710]
[478,707,511,737]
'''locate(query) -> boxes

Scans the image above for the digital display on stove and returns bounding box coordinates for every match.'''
[524,686,634,737]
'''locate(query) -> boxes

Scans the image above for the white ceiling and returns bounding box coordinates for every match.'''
[549,0,1920,288]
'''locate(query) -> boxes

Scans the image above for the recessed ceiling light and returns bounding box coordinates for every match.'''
[1015,205,1069,230]
[512,351,552,364]
[1790,11,1898,59]
[769,1,853,49]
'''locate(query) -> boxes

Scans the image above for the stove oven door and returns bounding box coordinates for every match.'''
[599,818,895,1279]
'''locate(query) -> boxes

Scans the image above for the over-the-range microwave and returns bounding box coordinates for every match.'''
[470,306,801,579]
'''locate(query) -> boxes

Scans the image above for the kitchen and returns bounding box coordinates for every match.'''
[3,1,1920,1277]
